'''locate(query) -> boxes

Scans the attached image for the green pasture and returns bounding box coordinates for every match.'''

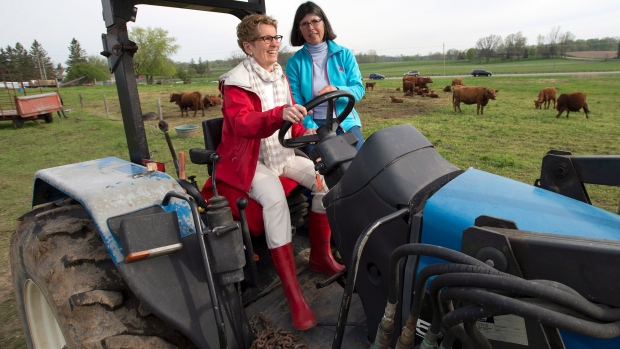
[155,57,620,83]
[1,66,619,349]
[358,58,620,77]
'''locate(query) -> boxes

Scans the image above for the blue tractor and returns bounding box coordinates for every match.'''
[10,1,620,348]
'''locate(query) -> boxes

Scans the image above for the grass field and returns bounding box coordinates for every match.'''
[1,60,619,348]
[358,58,620,78]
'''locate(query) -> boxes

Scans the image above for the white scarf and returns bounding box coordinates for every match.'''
[243,57,295,176]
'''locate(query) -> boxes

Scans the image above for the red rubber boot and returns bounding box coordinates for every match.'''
[270,243,317,330]
[309,211,345,275]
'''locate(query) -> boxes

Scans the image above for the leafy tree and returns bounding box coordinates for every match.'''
[87,54,109,73]
[446,49,459,60]
[65,62,109,84]
[536,34,548,58]
[476,34,502,63]
[187,58,197,77]
[130,26,179,84]
[196,57,208,77]
[466,48,476,62]
[558,31,576,58]
[66,38,87,68]
[14,43,33,73]
[546,26,562,58]
[504,32,527,60]
[0,46,13,71]
[175,63,189,81]
[30,40,55,80]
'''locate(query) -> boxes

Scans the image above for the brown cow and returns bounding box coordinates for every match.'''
[443,85,452,92]
[556,92,589,119]
[365,82,377,91]
[534,87,557,110]
[451,78,463,86]
[389,96,403,103]
[453,86,499,115]
[203,95,222,108]
[403,81,415,96]
[403,76,433,91]
[170,91,204,117]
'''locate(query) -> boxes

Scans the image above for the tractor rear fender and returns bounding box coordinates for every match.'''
[31,156,195,264]
[28,156,235,347]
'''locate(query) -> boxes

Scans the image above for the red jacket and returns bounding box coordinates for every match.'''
[216,84,307,193]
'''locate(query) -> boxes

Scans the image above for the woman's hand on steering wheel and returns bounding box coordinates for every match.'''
[278,90,355,149]
[282,104,307,124]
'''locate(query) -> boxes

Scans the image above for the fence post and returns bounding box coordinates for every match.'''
[79,93,84,108]
[157,98,162,120]
[103,95,109,118]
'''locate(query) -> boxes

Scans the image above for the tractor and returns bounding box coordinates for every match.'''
[10,1,620,348]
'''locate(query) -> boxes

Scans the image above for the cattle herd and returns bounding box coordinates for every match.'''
[363,75,590,118]
[169,91,222,117]
[170,79,590,120]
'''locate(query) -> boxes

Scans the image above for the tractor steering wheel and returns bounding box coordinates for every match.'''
[278,90,355,148]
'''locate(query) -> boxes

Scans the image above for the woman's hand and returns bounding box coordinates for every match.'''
[318,85,338,95]
[303,128,317,136]
[283,104,307,124]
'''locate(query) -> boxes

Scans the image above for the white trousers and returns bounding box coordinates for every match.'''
[249,156,327,249]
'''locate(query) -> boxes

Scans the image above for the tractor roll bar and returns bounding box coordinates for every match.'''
[100,0,265,165]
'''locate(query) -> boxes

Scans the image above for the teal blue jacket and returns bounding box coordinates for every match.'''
[285,40,364,131]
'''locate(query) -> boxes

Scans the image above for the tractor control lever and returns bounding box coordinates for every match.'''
[158,120,179,177]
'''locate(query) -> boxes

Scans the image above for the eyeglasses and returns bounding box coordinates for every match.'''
[299,18,322,29]
[254,35,283,44]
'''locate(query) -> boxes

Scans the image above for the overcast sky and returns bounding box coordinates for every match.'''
[1,0,618,67]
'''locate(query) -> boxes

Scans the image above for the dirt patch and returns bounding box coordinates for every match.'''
[566,51,617,59]
[356,87,440,120]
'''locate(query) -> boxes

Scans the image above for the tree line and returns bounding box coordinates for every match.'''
[355,27,620,64]
[2,26,617,85]
[0,38,110,84]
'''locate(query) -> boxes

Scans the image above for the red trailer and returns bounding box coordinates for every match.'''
[1,70,66,128]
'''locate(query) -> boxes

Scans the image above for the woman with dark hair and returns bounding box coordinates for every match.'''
[215,13,344,331]
[286,1,365,153]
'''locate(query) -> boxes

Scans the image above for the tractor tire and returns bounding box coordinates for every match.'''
[10,198,197,349]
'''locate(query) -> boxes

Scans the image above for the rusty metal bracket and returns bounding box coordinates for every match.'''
[101,37,139,75]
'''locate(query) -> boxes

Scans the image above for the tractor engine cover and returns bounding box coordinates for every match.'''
[323,124,462,341]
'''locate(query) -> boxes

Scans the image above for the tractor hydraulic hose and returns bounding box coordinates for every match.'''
[464,319,493,349]
[376,245,493,349]
[394,315,416,349]
[441,323,476,349]
[529,278,583,297]
[440,287,620,339]
[436,326,459,349]
[332,208,410,349]
[372,303,396,349]
[439,305,500,349]
[410,263,510,324]
[430,272,620,322]
[388,244,491,305]
[397,263,507,349]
